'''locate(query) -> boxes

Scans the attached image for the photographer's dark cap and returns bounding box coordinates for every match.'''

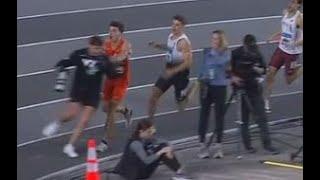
[243,34,257,47]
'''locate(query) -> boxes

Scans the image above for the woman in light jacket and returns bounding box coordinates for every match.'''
[197,30,231,159]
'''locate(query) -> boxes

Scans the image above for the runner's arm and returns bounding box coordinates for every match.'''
[148,41,170,51]
[55,51,79,69]
[100,75,107,100]
[295,13,303,46]
[110,40,131,63]
[267,30,282,42]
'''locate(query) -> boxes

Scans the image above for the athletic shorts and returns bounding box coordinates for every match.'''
[70,88,100,108]
[103,78,128,102]
[155,66,190,102]
[269,47,300,76]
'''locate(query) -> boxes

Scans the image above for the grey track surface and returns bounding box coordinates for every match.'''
[132,125,303,180]
[17,0,303,179]
[17,0,287,45]
[17,72,302,145]
[18,94,302,180]
[98,125,303,180]
[17,0,185,17]
[18,43,284,108]
[18,18,281,75]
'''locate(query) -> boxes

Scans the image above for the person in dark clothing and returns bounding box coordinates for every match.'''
[42,36,112,158]
[197,30,230,159]
[113,119,192,180]
[230,34,279,154]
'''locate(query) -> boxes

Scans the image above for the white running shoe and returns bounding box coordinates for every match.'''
[63,144,79,158]
[213,143,224,159]
[264,99,271,113]
[197,143,210,159]
[96,140,109,152]
[42,121,61,137]
[177,81,199,111]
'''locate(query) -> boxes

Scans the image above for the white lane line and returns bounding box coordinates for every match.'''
[17,40,278,78]
[17,98,70,111]
[17,77,197,111]
[17,15,281,48]
[17,66,75,78]
[17,91,302,147]
[16,39,283,111]
[35,115,302,180]
[17,0,200,20]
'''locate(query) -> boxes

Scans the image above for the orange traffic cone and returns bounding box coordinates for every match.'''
[86,139,101,180]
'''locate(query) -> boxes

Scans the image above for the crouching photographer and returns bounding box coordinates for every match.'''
[110,119,192,180]
[230,34,279,154]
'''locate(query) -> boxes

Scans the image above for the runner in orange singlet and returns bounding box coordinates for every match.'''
[97,21,133,152]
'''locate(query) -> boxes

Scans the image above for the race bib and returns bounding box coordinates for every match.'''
[208,68,215,80]
[207,64,216,80]
[281,33,294,50]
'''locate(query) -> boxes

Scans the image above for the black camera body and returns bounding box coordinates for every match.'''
[235,59,258,77]
[232,60,264,91]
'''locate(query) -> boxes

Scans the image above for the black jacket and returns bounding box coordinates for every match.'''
[231,46,266,81]
[55,48,111,96]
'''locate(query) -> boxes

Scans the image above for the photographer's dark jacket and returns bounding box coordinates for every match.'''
[231,46,266,81]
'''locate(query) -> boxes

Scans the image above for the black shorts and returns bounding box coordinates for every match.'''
[155,66,190,102]
[69,88,100,108]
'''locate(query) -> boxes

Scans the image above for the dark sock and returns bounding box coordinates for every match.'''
[102,139,108,145]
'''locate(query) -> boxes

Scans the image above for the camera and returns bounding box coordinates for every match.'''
[54,66,68,92]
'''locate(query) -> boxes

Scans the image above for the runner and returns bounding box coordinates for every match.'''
[97,21,133,152]
[42,36,110,158]
[264,0,303,112]
[148,15,196,119]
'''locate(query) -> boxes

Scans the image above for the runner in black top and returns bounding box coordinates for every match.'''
[42,36,112,158]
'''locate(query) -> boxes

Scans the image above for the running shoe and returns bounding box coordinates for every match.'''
[197,143,210,159]
[42,121,61,137]
[264,99,272,113]
[63,144,79,158]
[213,143,224,159]
[96,139,109,152]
